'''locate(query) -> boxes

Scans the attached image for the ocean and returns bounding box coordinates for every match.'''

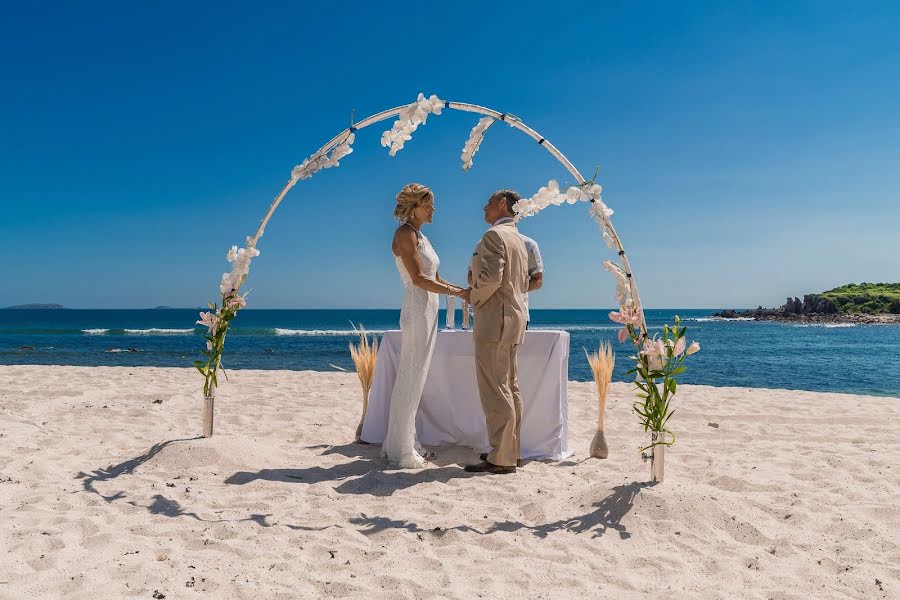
[1,309,898,397]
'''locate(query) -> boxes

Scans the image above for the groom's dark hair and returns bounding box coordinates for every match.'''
[494,189,521,216]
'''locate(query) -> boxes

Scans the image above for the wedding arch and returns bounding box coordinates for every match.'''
[193,93,700,482]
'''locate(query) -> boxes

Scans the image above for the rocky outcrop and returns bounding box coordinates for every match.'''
[712,294,898,324]
[778,295,837,315]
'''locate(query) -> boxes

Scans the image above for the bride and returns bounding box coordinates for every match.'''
[383,183,466,468]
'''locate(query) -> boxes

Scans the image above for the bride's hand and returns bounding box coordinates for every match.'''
[445,284,464,297]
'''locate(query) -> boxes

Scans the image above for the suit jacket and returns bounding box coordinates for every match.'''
[469,221,529,345]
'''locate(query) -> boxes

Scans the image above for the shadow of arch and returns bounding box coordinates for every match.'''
[350,513,486,536]
[487,482,645,539]
[75,437,202,501]
[337,483,646,540]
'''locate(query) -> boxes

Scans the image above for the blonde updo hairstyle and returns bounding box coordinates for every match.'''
[394,183,434,223]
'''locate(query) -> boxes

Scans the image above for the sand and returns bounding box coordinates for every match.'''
[0,365,898,599]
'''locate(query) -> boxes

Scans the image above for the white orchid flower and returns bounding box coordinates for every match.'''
[461,117,495,171]
[603,260,632,304]
[219,273,234,296]
[602,230,617,249]
[381,93,445,157]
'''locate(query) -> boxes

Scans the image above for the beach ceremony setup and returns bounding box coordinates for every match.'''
[194,93,700,483]
[2,4,899,599]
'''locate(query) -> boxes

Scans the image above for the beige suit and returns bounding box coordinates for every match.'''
[469,220,529,467]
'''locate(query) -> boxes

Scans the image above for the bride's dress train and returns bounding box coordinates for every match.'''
[381,229,439,468]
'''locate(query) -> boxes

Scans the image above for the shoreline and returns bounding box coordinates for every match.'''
[1,364,897,398]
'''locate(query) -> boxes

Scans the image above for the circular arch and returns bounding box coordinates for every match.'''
[196,97,697,483]
[197,95,655,441]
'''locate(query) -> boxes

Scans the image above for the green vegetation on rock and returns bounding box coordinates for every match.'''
[820,283,900,314]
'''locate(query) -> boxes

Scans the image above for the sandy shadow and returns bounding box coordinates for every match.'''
[75,437,202,501]
[487,482,645,539]
[224,460,377,487]
[318,442,473,467]
[319,442,382,460]
[123,494,300,529]
[350,513,485,536]
[225,461,474,497]
[132,494,206,521]
[345,482,643,538]
[557,457,592,467]
[333,466,474,496]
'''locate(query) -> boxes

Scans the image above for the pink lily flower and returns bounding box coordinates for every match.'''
[228,295,247,310]
[196,311,217,331]
[641,337,667,370]
[608,304,641,326]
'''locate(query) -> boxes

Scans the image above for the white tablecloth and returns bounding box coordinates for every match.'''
[360,329,571,460]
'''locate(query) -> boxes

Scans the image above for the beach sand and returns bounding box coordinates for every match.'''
[0,365,897,599]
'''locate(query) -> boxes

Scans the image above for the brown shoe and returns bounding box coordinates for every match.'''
[464,461,516,474]
[480,453,523,468]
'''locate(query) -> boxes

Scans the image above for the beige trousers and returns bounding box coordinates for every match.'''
[474,341,523,467]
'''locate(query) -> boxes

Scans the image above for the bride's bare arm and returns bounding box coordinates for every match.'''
[393,226,465,296]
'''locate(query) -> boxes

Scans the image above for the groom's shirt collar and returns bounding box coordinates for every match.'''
[492,217,515,226]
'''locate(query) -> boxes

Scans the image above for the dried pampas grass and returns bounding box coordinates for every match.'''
[585,341,614,458]
[349,324,378,442]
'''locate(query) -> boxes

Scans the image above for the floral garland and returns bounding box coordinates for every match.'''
[195,240,259,396]
[380,93,445,156]
[461,116,495,171]
[602,260,632,307]
[291,132,356,181]
[614,310,701,451]
[509,173,701,455]
[512,179,609,221]
[603,265,701,452]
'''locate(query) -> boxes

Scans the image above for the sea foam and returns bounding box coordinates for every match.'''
[274,328,388,336]
[123,328,195,335]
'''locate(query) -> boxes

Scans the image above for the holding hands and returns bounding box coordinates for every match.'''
[443,280,472,303]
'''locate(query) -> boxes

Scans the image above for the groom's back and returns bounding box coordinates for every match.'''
[472,222,528,345]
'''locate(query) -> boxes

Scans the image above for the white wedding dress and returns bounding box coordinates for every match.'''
[382,228,440,468]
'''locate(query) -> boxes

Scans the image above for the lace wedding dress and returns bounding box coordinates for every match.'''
[382,228,440,468]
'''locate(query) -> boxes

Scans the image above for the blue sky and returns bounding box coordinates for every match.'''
[2,1,898,309]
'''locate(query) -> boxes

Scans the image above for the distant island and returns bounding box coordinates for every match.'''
[4,303,66,310]
[714,283,900,324]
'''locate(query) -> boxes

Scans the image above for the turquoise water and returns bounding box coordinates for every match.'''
[1,309,898,397]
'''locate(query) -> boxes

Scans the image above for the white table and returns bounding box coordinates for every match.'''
[360,329,571,460]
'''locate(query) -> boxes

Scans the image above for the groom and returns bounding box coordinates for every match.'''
[462,190,529,474]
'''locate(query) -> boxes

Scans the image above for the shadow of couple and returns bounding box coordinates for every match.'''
[224,441,477,497]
